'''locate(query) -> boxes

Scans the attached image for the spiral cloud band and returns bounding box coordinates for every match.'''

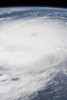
[0,7,67,100]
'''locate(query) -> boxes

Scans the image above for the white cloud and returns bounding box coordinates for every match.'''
[0,17,67,100]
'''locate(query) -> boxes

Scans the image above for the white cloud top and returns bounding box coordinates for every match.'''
[0,17,67,100]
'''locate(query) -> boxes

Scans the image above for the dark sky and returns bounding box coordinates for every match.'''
[0,0,67,8]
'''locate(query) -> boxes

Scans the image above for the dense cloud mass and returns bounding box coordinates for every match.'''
[0,7,67,100]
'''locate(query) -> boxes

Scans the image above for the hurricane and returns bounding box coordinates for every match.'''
[0,7,67,100]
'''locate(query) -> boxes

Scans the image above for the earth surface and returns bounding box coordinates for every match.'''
[0,7,67,100]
